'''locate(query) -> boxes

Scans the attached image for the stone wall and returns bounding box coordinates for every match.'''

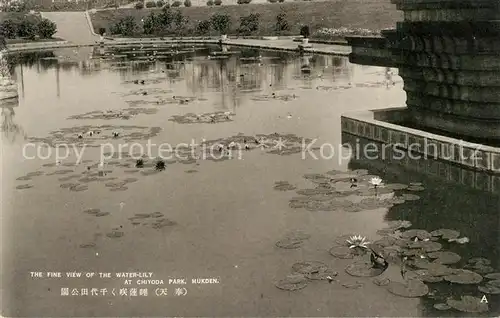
[347,0,500,141]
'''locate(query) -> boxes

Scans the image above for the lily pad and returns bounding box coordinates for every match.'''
[468,257,491,265]
[329,246,355,259]
[444,269,483,284]
[151,218,177,229]
[478,283,500,294]
[487,279,500,287]
[95,212,110,217]
[341,281,364,289]
[401,193,420,201]
[305,268,338,280]
[16,184,33,189]
[385,183,408,191]
[407,186,425,192]
[275,274,308,291]
[16,176,32,181]
[346,261,387,277]
[292,261,328,275]
[83,208,101,215]
[79,243,96,248]
[427,251,461,265]
[276,237,304,249]
[401,229,432,240]
[430,229,460,240]
[406,241,442,252]
[106,230,124,238]
[69,184,88,192]
[446,296,489,313]
[406,270,443,283]
[433,303,451,311]
[485,273,500,280]
[110,187,129,192]
[274,183,297,191]
[388,279,429,298]
[373,277,390,286]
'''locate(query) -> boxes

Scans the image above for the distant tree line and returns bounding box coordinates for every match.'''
[109,7,295,36]
[0,14,57,40]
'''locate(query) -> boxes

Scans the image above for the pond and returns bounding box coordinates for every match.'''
[1,44,499,317]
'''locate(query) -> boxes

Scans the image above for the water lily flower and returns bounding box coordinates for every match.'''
[346,235,370,249]
[370,176,383,187]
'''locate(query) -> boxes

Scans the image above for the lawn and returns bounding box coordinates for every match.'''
[5,38,65,44]
[90,0,402,36]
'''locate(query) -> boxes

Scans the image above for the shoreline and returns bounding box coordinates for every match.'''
[5,37,352,56]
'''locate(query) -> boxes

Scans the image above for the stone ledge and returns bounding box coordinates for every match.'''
[403,78,500,103]
[341,108,500,175]
[406,93,500,120]
[342,132,500,195]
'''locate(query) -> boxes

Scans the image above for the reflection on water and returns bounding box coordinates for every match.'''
[1,98,26,142]
[343,133,500,316]
[2,46,498,317]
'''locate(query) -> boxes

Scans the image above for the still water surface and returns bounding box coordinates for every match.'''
[1,45,499,317]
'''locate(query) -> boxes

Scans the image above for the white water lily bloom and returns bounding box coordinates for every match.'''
[370,177,383,186]
[346,235,370,249]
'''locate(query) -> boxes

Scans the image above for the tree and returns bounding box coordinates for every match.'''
[17,19,38,40]
[184,0,191,6]
[0,20,18,39]
[156,0,165,6]
[237,13,259,35]
[300,25,310,38]
[171,1,181,6]
[142,12,161,34]
[145,1,156,7]
[210,13,231,35]
[275,12,289,34]
[172,10,188,35]
[110,16,137,36]
[135,2,144,9]
[195,19,211,35]
[214,0,222,5]
[37,18,57,38]
[206,0,214,5]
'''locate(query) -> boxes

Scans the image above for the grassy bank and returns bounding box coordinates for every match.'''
[90,0,401,36]
[6,38,65,44]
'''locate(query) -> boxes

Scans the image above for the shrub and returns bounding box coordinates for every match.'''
[184,0,191,6]
[195,19,211,35]
[156,0,164,6]
[17,19,38,40]
[268,0,278,3]
[210,12,230,35]
[171,0,181,6]
[145,1,156,7]
[214,0,222,5]
[206,0,214,5]
[142,12,161,34]
[237,13,259,35]
[135,2,144,9]
[275,12,289,34]
[278,0,284,2]
[172,10,188,35]
[0,20,18,39]
[110,16,137,36]
[243,0,251,3]
[300,25,310,38]
[37,18,57,38]
[237,0,243,4]
[98,27,106,35]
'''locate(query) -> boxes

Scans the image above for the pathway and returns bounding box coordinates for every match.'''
[41,12,100,45]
